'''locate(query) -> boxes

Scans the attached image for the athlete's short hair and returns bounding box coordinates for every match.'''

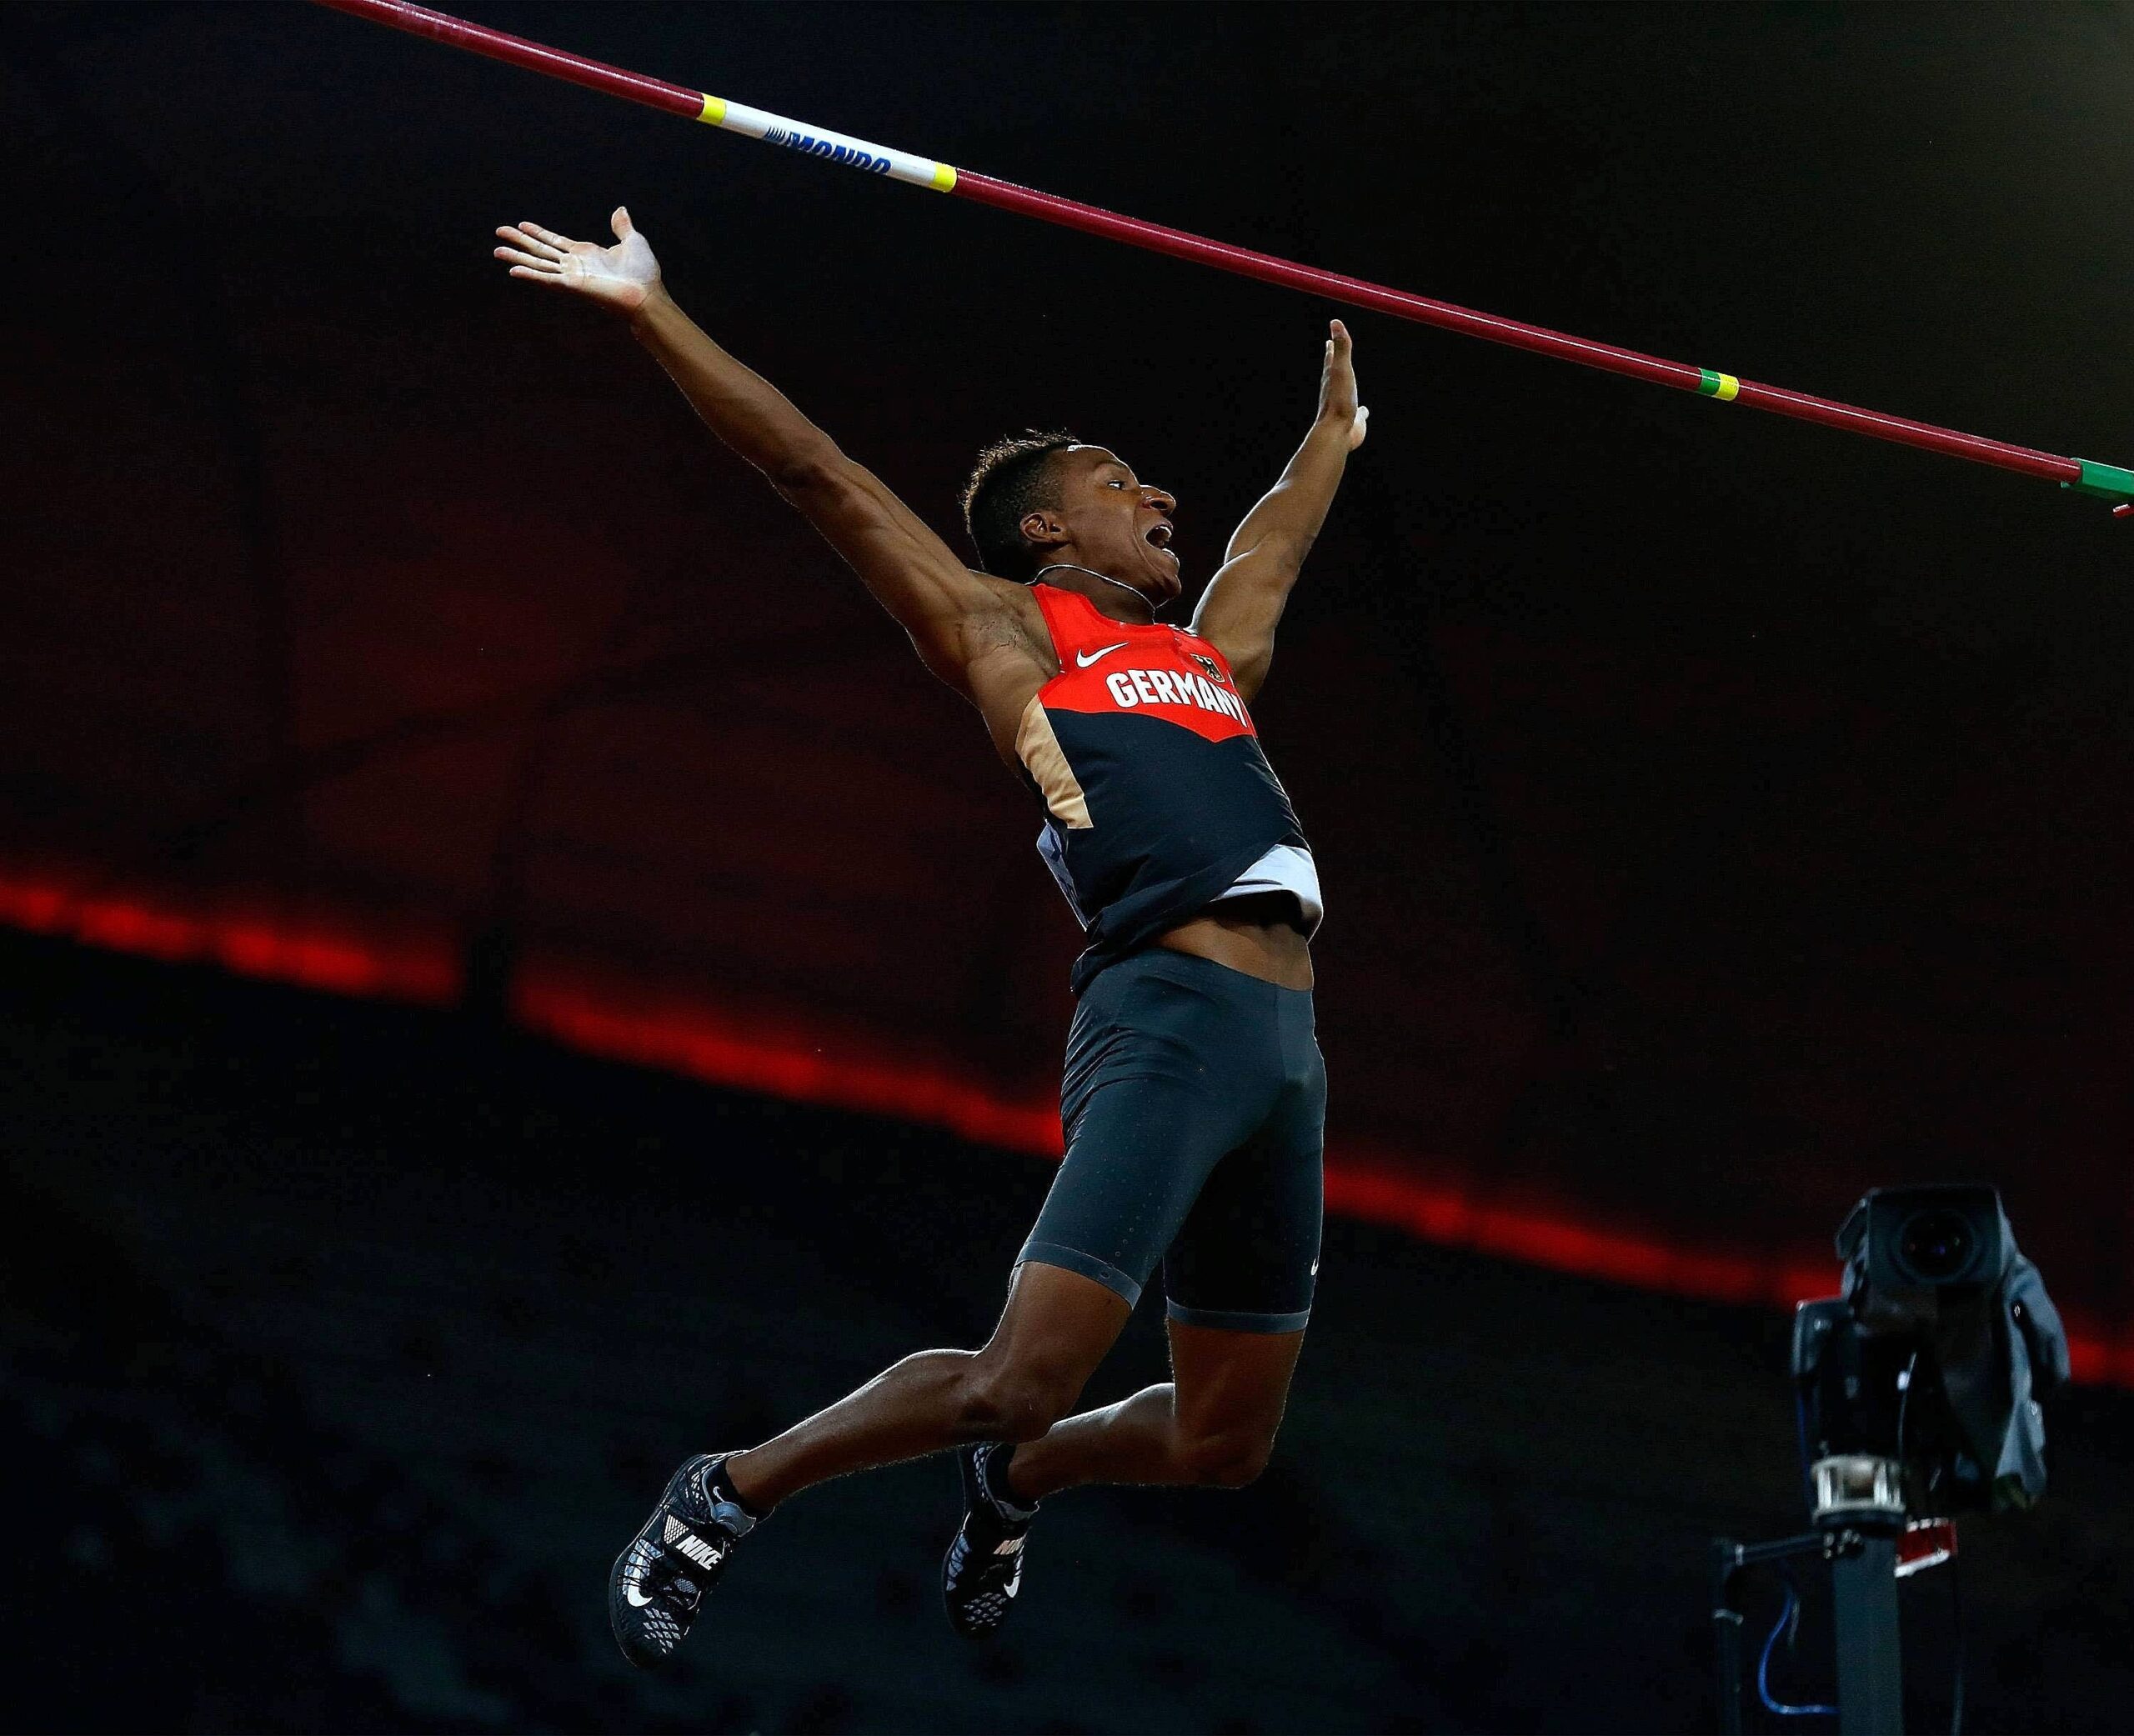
[960,429,1079,580]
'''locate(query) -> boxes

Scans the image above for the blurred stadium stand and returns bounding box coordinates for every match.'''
[8,930,2134,1733]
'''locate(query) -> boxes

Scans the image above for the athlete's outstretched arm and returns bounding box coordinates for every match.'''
[493,209,1028,691]
[1190,321,1369,703]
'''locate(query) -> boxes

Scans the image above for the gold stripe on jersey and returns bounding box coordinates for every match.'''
[1016,695,1092,829]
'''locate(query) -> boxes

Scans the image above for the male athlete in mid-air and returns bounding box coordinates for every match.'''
[491,206,1366,1664]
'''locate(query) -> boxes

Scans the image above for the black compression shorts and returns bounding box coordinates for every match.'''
[1018,947,1326,1333]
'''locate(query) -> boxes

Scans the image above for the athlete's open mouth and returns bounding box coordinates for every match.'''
[1144,520,1174,551]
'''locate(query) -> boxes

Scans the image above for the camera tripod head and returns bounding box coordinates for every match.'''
[1794,1183,2069,1518]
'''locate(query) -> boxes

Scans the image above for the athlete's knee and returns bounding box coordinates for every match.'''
[955,1356,1085,1443]
[1175,1424,1277,1488]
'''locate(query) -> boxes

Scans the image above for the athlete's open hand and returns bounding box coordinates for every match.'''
[493,207,661,313]
[1319,319,1369,450]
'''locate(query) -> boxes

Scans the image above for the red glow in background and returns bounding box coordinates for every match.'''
[9,863,2128,1386]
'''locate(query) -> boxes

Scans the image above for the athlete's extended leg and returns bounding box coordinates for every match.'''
[724,1259,1130,1510]
[1000,1316,1305,1498]
[611,1260,1127,1667]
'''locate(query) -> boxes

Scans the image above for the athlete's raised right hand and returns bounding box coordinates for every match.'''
[493,207,660,313]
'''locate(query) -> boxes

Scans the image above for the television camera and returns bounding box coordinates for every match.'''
[1713,1184,2069,1734]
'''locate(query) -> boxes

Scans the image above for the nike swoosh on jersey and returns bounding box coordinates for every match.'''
[1075,642,1130,667]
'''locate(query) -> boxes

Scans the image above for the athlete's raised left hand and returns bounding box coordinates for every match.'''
[1319,320,1369,451]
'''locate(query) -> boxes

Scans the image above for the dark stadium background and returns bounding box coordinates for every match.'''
[6,3,2134,1729]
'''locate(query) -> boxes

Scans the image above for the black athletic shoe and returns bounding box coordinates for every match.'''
[943,1442,1037,1638]
[609,1453,757,1669]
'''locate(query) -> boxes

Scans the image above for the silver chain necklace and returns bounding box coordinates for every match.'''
[1031,563,1166,619]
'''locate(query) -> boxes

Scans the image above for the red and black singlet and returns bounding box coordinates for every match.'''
[1015,583,1317,993]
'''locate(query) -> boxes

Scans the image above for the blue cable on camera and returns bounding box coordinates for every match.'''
[1757,1581,1838,1719]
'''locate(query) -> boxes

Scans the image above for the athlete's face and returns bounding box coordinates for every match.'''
[1028,446,1180,604]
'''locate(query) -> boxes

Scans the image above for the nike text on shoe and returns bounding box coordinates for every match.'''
[943,1442,1037,1638]
[609,1453,757,1669]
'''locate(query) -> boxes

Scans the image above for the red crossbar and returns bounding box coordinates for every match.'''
[312,0,2131,507]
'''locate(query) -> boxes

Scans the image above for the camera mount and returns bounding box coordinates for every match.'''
[1711,1184,2067,1733]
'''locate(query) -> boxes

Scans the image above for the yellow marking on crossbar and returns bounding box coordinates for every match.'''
[933,163,958,191]
[1714,373,1740,402]
[698,94,726,125]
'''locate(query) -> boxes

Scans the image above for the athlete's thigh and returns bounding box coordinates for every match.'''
[1160,1048,1325,1335]
[1024,954,1276,1309]
[978,1258,1135,1394]
[1166,1315,1308,1445]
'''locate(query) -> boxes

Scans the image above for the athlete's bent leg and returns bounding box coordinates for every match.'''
[1000,1317,1306,1500]
[724,1261,1130,1510]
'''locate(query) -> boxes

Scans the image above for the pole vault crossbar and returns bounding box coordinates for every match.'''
[314,0,2134,514]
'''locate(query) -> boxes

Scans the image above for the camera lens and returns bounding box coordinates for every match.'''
[1898,1207,1976,1283]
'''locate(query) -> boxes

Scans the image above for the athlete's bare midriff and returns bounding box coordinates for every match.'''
[1156,893,1315,990]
